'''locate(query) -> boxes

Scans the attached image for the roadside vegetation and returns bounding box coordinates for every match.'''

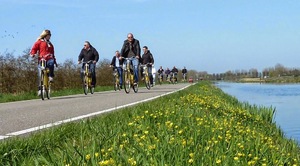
[0,50,200,103]
[0,81,299,165]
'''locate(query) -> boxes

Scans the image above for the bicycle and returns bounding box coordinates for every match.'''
[39,58,51,100]
[157,73,163,85]
[112,67,121,91]
[122,57,138,94]
[170,72,178,84]
[141,63,151,90]
[82,60,94,95]
[182,73,187,82]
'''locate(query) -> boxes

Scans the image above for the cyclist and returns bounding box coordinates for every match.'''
[157,66,164,81]
[171,66,179,82]
[165,67,171,82]
[78,41,99,87]
[141,46,154,86]
[30,29,57,95]
[182,66,187,81]
[110,50,123,89]
[120,33,141,85]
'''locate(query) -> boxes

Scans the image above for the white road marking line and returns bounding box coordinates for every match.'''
[1,84,191,140]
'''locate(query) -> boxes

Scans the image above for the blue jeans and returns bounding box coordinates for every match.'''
[123,57,139,83]
[81,63,96,86]
[116,67,123,85]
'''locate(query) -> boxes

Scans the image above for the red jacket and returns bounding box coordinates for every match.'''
[30,39,56,62]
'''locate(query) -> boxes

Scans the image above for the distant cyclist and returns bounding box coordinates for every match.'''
[157,66,164,81]
[171,66,179,82]
[182,66,187,81]
[141,46,154,86]
[165,67,171,82]
[30,29,57,95]
[110,50,123,89]
[120,33,141,85]
[78,41,99,87]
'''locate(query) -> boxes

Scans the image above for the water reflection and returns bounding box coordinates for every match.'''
[215,82,300,144]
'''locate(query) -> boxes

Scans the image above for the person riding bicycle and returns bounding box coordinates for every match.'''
[110,50,123,89]
[157,66,164,81]
[78,41,99,87]
[182,66,187,81]
[141,46,154,86]
[171,66,178,82]
[120,33,141,85]
[30,29,57,95]
[165,67,171,82]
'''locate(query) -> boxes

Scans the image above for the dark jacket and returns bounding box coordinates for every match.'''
[78,46,99,62]
[182,68,187,74]
[120,38,141,60]
[110,56,123,67]
[171,68,178,73]
[141,50,154,66]
[157,68,164,74]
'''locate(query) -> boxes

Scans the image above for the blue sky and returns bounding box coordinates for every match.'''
[1,0,300,73]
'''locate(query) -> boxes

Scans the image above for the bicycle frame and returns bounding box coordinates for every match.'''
[82,61,94,95]
[141,64,151,90]
[122,57,138,93]
[182,73,187,82]
[113,68,120,91]
[158,73,163,85]
[170,72,178,84]
[40,58,51,100]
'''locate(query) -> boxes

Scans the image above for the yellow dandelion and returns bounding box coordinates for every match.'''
[128,122,134,126]
[189,153,194,158]
[178,130,183,134]
[216,159,221,164]
[234,157,239,160]
[188,158,193,163]
[85,154,91,160]
[95,152,99,157]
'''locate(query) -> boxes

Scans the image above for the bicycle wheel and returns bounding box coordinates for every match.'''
[90,86,94,94]
[123,70,131,94]
[40,71,45,100]
[46,84,51,99]
[114,77,117,91]
[114,77,120,91]
[159,76,162,85]
[145,74,151,90]
[83,76,88,95]
[133,81,138,93]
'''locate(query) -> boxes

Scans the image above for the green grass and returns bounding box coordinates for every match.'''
[0,86,113,103]
[0,81,299,165]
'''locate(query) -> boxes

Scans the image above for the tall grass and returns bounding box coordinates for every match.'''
[0,81,299,165]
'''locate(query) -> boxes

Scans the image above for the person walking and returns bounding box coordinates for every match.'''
[30,29,57,95]
[110,50,123,89]
[120,33,141,85]
[78,41,99,87]
[141,46,154,86]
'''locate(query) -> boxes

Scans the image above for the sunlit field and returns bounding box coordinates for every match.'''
[0,81,299,165]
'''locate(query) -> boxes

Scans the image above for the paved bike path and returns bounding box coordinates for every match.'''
[0,83,192,140]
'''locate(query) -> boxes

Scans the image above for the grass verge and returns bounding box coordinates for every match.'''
[0,81,299,165]
[0,86,112,103]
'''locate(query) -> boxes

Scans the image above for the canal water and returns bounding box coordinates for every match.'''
[215,82,300,145]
